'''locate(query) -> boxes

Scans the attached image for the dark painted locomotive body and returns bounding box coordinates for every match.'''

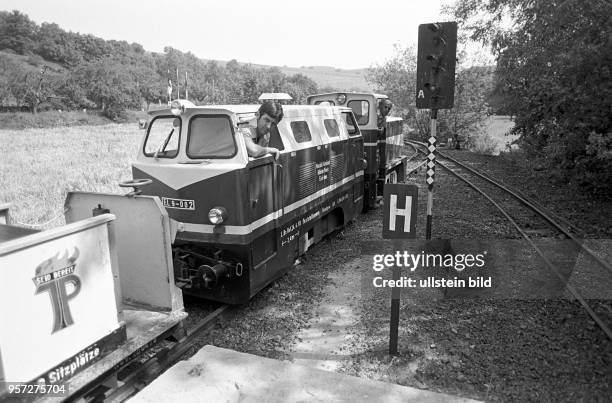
[133,95,407,304]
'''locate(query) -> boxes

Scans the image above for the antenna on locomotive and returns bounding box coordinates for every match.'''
[258,93,293,103]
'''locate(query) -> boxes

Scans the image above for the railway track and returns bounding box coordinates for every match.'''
[403,141,427,174]
[70,304,231,402]
[407,140,612,342]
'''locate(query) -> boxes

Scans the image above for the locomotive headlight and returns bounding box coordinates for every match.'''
[208,207,228,225]
[336,93,347,105]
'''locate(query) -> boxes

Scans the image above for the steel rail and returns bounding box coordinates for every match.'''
[86,304,231,402]
[437,159,612,341]
[407,140,612,341]
[437,150,585,236]
[407,141,581,232]
[407,141,612,275]
[404,142,428,174]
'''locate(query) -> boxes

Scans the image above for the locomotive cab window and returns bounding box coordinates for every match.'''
[290,121,312,143]
[324,119,340,137]
[187,115,236,159]
[347,100,370,125]
[144,116,181,158]
[315,100,335,106]
[342,112,359,136]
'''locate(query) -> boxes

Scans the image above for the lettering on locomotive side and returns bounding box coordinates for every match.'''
[278,191,353,247]
[302,210,321,224]
[281,231,299,247]
[162,197,195,210]
[316,161,331,182]
[279,210,321,247]
[336,193,349,204]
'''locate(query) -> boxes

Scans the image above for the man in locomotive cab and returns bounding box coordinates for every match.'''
[377,99,393,130]
[241,100,284,160]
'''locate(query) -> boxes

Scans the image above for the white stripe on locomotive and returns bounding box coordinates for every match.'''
[180,170,363,235]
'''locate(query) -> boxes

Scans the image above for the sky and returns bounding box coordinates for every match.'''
[0,0,481,69]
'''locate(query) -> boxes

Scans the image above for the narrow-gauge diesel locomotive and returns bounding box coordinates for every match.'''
[123,93,407,304]
[307,93,407,210]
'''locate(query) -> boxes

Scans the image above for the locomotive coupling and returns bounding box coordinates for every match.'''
[199,263,230,289]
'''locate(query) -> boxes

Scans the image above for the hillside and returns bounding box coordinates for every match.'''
[265,65,371,91]
[0,9,376,117]
[200,60,373,92]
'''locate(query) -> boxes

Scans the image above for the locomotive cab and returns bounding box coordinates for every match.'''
[132,100,365,304]
[307,93,407,210]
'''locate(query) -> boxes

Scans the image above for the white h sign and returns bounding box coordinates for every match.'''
[383,184,418,239]
[389,195,412,232]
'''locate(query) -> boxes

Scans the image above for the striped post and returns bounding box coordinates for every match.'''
[425,110,437,239]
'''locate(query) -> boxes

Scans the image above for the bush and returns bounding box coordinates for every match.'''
[102,105,128,122]
[575,132,612,195]
[450,0,612,193]
[470,132,499,155]
[0,110,112,129]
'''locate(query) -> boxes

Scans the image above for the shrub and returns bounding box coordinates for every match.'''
[102,105,129,122]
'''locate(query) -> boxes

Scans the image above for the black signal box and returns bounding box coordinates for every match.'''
[416,22,458,110]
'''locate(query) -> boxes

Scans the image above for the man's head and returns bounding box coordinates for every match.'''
[256,101,284,136]
[379,99,392,117]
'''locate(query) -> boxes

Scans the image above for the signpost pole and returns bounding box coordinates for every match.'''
[425,109,437,240]
[389,240,401,355]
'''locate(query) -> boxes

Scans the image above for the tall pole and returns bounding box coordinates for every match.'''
[425,109,437,239]
[167,69,172,104]
[176,68,180,100]
[185,71,189,100]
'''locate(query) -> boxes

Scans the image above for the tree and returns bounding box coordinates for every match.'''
[22,65,54,114]
[366,44,417,118]
[444,65,493,147]
[0,55,24,105]
[73,57,137,120]
[0,10,38,54]
[447,0,612,192]
[366,45,491,145]
[284,74,318,104]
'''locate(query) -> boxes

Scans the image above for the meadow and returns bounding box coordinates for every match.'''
[0,124,142,229]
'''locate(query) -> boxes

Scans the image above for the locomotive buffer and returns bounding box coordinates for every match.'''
[416,22,457,239]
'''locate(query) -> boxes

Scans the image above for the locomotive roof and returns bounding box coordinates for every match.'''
[308,92,388,99]
[148,103,351,117]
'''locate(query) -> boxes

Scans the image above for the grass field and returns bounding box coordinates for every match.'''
[0,109,148,130]
[0,124,142,229]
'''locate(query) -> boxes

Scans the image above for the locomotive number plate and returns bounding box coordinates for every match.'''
[161,197,195,210]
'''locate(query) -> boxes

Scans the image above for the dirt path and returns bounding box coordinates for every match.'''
[286,261,363,372]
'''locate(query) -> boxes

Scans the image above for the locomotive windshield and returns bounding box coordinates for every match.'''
[144,116,180,158]
[186,115,236,159]
[347,100,370,125]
